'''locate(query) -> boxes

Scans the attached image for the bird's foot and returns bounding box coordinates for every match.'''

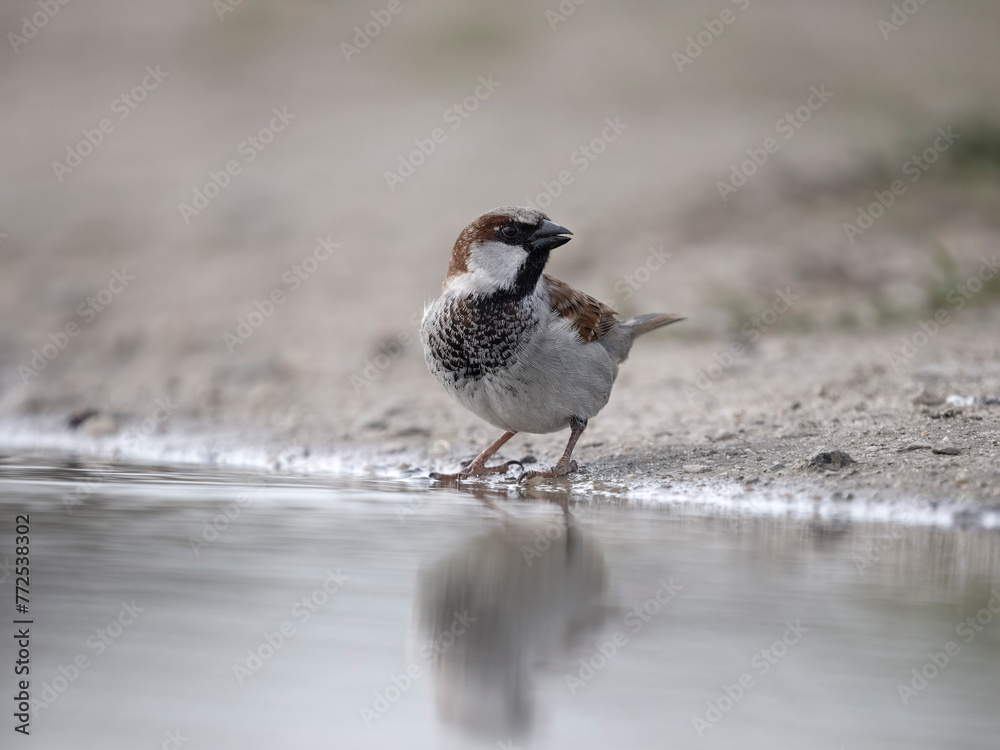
[430,459,523,482]
[518,460,579,483]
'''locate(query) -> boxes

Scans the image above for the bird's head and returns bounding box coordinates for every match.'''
[445,206,572,296]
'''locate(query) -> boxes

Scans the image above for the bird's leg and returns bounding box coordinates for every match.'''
[430,431,521,481]
[519,417,587,482]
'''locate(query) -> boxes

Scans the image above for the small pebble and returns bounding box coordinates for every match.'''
[932,443,961,456]
[900,442,932,452]
[66,408,100,430]
[683,464,711,474]
[912,389,945,406]
[82,414,119,438]
[395,426,431,437]
[928,408,961,419]
[809,450,855,471]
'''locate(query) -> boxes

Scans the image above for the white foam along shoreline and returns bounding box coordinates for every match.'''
[0,416,995,530]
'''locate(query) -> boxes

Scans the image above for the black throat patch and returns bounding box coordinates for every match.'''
[509,247,550,299]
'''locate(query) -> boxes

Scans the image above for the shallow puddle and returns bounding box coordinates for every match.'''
[1,458,998,749]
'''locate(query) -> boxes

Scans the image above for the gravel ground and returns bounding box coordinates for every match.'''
[2,0,999,514]
[6,314,996,517]
[335,315,1000,508]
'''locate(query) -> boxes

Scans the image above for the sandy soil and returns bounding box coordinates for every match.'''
[1,0,999,512]
[4,315,997,517]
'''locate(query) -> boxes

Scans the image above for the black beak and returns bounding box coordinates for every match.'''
[527,220,572,253]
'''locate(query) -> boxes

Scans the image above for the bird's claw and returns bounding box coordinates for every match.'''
[517,460,579,483]
[430,459,523,482]
[470,459,522,478]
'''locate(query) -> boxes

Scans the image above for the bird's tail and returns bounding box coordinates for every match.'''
[619,312,686,338]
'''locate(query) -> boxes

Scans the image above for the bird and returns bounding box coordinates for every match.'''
[420,206,684,482]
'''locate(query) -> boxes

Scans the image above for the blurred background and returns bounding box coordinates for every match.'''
[3,5,1000,748]
[1,0,999,451]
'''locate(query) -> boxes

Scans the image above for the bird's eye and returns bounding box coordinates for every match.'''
[500,225,518,240]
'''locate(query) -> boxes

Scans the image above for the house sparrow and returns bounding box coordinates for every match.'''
[420,206,684,481]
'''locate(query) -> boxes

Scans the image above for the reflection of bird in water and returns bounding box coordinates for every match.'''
[414,503,606,740]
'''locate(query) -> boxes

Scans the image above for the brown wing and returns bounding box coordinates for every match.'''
[542,274,618,343]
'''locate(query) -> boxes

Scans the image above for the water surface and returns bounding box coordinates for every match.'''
[1,458,998,749]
